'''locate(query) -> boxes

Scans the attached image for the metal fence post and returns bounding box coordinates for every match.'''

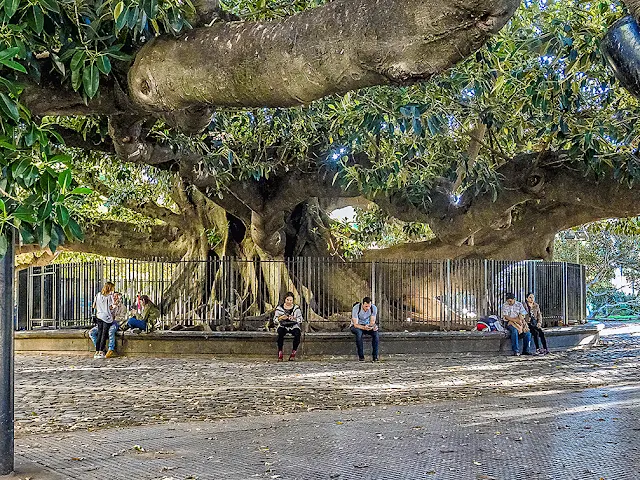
[0,231,15,474]
[371,261,376,304]
[446,259,452,330]
[562,262,568,325]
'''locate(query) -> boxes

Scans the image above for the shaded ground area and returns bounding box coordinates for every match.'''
[15,323,640,436]
[12,382,640,479]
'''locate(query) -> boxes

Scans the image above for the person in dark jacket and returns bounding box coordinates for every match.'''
[525,292,549,354]
[274,292,303,361]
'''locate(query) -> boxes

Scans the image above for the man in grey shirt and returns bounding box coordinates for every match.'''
[350,296,379,361]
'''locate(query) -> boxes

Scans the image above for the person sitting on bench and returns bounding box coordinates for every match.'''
[274,292,303,361]
[350,296,379,362]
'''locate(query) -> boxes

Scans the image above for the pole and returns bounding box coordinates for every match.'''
[0,230,14,474]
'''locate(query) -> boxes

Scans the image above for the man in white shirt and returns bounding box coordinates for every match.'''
[501,293,534,356]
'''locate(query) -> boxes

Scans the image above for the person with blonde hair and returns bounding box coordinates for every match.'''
[93,282,115,359]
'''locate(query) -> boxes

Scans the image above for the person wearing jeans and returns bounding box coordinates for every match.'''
[501,293,534,356]
[89,321,118,353]
[350,296,379,361]
[89,292,128,358]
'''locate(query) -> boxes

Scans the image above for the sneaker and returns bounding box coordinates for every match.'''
[513,352,521,356]
[278,351,284,362]
[358,357,365,361]
[288,350,296,361]
[93,352,101,359]
[372,357,379,362]
[522,351,537,356]
[132,328,142,334]
[105,350,116,358]
[543,348,550,355]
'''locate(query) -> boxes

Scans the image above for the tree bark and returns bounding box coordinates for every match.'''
[128,0,519,112]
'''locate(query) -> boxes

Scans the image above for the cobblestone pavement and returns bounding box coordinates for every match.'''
[11,381,640,479]
[5,322,640,479]
[14,324,640,438]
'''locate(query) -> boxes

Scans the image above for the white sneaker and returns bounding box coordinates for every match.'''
[94,352,105,359]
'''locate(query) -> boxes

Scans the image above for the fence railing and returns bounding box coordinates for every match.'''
[15,258,586,331]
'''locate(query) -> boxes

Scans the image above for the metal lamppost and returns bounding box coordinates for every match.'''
[0,230,14,474]
[562,229,589,264]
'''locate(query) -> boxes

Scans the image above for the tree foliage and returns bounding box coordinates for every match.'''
[4,0,640,263]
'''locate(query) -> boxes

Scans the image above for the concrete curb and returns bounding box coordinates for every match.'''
[15,324,602,357]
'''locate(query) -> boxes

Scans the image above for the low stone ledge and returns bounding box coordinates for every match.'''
[14,324,601,357]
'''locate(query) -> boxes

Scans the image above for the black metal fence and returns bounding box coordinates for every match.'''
[15,258,586,331]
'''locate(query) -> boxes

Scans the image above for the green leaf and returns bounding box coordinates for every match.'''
[70,50,86,73]
[57,169,71,191]
[48,223,60,252]
[0,58,27,74]
[39,173,56,195]
[4,0,19,19]
[71,66,82,91]
[66,217,83,240]
[82,63,99,98]
[96,55,111,75]
[32,5,44,34]
[56,204,69,227]
[115,5,129,30]
[0,198,5,217]
[69,186,92,195]
[0,235,7,257]
[142,0,157,18]
[0,93,20,122]
[0,47,20,61]
[37,221,51,248]
[12,205,36,223]
[19,225,35,245]
[39,0,60,13]
[113,1,124,20]
[50,53,64,75]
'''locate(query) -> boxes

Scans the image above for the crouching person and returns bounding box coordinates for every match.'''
[274,292,303,361]
[123,295,160,333]
[350,297,379,362]
[502,293,534,356]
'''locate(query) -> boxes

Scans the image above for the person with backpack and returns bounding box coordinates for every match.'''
[350,296,379,361]
[274,292,303,361]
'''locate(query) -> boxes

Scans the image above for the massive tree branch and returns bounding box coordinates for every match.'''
[45,220,189,259]
[128,0,519,112]
[366,151,640,260]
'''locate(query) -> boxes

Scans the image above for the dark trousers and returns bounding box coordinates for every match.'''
[529,323,548,350]
[96,320,110,352]
[350,326,379,360]
[277,326,301,351]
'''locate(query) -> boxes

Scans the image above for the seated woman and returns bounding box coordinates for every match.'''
[525,292,549,354]
[274,292,303,361]
[124,295,161,333]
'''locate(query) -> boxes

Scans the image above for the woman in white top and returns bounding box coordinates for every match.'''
[93,282,115,359]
